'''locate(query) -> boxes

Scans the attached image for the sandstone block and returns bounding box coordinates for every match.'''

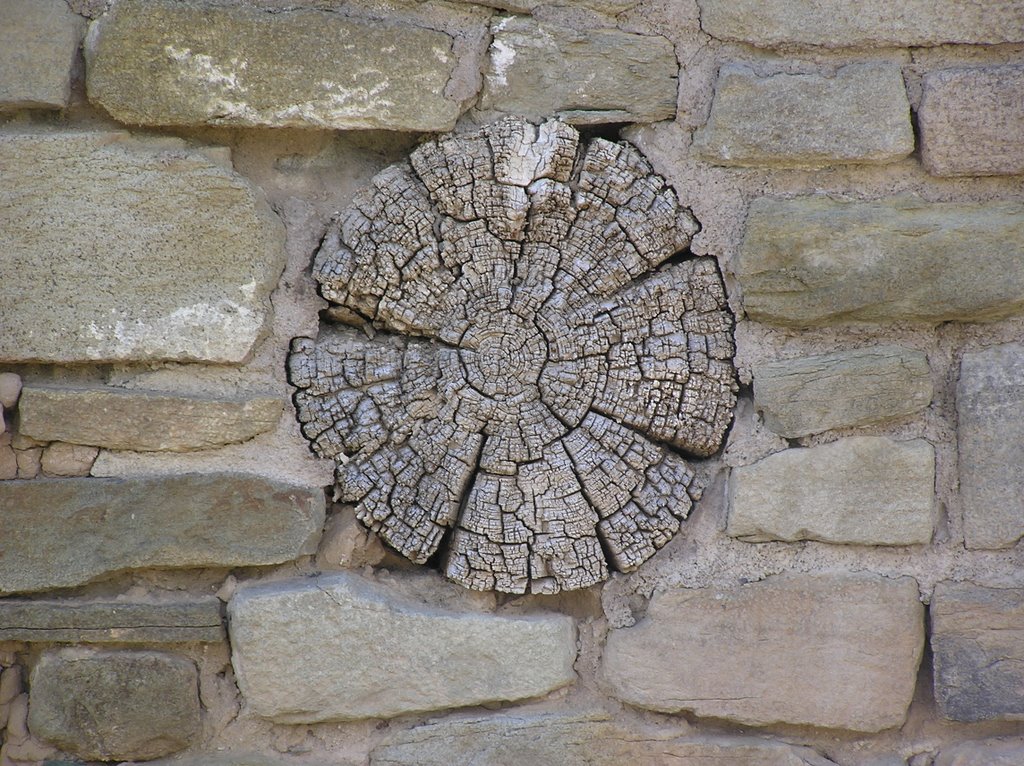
[695,64,913,167]
[932,582,1024,721]
[728,437,934,545]
[19,385,283,451]
[39,443,99,477]
[227,573,577,722]
[0,474,324,594]
[754,346,932,437]
[0,374,22,409]
[738,196,1024,326]
[28,649,200,761]
[0,131,285,363]
[958,343,1024,549]
[0,0,83,110]
[480,16,676,124]
[86,0,463,131]
[920,65,1024,177]
[601,572,924,731]
[935,738,1024,766]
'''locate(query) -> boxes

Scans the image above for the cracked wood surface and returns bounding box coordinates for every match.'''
[289,117,736,594]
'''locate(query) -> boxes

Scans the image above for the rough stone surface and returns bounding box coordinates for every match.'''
[958,343,1024,549]
[0,373,22,409]
[0,131,285,363]
[934,738,1024,766]
[0,474,324,594]
[728,437,935,545]
[738,196,1024,326]
[753,346,932,437]
[694,63,913,168]
[931,582,1024,722]
[480,17,677,124]
[696,0,1024,47]
[27,649,200,761]
[0,0,83,110]
[601,572,924,731]
[920,65,1024,177]
[18,385,283,451]
[86,0,464,130]
[227,572,577,722]
[39,443,99,477]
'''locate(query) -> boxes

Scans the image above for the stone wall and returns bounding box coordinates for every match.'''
[1,1,1023,764]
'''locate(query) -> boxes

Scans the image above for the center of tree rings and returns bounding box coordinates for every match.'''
[288,117,738,594]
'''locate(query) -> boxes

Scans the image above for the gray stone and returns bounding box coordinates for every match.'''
[19,385,283,451]
[934,738,1024,766]
[601,572,924,731]
[0,0,83,110]
[480,16,676,124]
[694,63,913,168]
[0,597,224,643]
[958,343,1024,549]
[696,0,1024,47]
[227,572,577,722]
[28,649,200,761]
[920,65,1024,177]
[738,196,1024,326]
[0,474,324,595]
[86,0,464,131]
[0,131,285,363]
[0,373,22,409]
[931,582,1024,722]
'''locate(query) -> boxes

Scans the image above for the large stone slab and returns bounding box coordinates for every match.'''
[931,582,1024,721]
[601,572,924,731]
[480,16,676,124]
[0,131,285,363]
[28,649,200,761]
[696,0,1024,48]
[754,346,932,437]
[694,63,912,167]
[0,0,83,110]
[227,573,577,722]
[958,343,1024,549]
[18,385,283,451]
[0,474,324,594]
[86,0,464,130]
[738,196,1024,326]
[920,65,1024,177]
[935,738,1024,766]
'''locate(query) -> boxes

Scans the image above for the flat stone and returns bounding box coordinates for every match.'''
[935,738,1024,766]
[753,346,932,437]
[694,63,913,167]
[738,196,1024,326]
[920,65,1024,177]
[0,474,324,595]
[0,131,285,363]
[480,16,676,124]
[0,597,224,643]
[958,343,1024,549]
[601,572,924,731]
[86,0,464,131]
[0,0,83,110]
[19,385,283,451]
[931,582,1024,721]
[28,649,200,761]
[227,572,577,722]
[696,0,1024,47]
[729,437,934,545]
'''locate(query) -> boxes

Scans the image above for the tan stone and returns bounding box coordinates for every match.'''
[0,374,21,409]
[935,738,1024,766]
[15,447,41,479]
[0,0,83,110]
[0,447,16,481]
[40,443,99,477]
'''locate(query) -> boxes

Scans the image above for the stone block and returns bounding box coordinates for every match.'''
[39,443,99,477]
[19,385,283,451]
[958,343,1024,549]
[932,582,1024,721]
[601,572,924,731]
[0,474,324,594]
[227,572,577,722]
[754,345,932,437]
[28,649,200,761]
[0,0,83,110]
[920,65,1024,177]
[935,738,1024,766]
[694,63,913,167]
[728,437,934,545]
[480,16,676,124]
[738,196,1024,326]
[86,0,464,131]
[0,131,285,363]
